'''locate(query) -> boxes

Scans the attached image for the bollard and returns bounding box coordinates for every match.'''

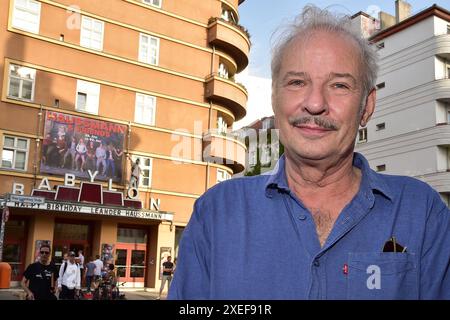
[0,262,12,289]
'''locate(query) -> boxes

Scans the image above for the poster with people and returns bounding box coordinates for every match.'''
[159,247,171,280]
[101,243,114,267]
[40,111,127,183]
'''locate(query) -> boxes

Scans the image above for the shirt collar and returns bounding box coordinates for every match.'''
[264,152,394,202]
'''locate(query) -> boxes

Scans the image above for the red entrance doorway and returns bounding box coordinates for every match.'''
[52,221,92,269]
[115,226,148,285]
[115,243,146,283]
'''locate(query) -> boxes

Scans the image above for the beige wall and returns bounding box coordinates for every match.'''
[26,215,55,266]
[52,0,211,46]
[154,222,175,292]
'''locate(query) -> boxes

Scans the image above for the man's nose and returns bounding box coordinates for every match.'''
[303,84,328,115]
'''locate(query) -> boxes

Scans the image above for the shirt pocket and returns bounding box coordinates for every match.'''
[346,252,417,300]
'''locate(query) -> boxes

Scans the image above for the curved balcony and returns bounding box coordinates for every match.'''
[434,34,450,60]
[208,18,250,72]
[356,124,450,158]
[205,74,247,121]
[377,79,450,111]
[417,171,450,193]
[203,132,246,173]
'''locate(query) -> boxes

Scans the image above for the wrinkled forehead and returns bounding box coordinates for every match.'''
[278,30,362,79]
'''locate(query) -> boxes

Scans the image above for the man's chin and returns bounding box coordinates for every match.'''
[286,147,332,162]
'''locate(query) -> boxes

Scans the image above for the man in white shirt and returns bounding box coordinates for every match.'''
[57,251,81,299]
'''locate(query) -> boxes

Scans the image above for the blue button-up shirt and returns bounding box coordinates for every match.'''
[169,153,450,299]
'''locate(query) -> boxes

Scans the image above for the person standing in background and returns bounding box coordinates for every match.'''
[157,256,174,299]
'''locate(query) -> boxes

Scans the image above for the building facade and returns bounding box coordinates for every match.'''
[355,4,450,205]
[237,116,283,177]
[0,0,249,288]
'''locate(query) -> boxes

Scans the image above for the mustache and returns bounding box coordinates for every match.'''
[288,115,339,130]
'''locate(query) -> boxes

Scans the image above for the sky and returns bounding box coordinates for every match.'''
[233,0,450,128]
[238,0,449,78]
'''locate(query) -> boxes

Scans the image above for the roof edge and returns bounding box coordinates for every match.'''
[351,11,376,20]
[370,4,450,42]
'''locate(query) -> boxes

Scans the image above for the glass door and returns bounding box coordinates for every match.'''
[52,242,88,271]
[53,222,92,271]
[115,248,128,279]
[115,243,146,283]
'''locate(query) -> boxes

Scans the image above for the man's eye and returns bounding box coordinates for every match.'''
[287,80,304,86]
[333,83,350,89]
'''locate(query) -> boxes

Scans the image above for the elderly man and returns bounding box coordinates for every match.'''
[169,6,449,299]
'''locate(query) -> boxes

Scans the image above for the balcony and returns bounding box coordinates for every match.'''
[205,74,247,120]
[356,124,450,159]
[208,18,250,72]
[203,132,246,173]
[434,34,450,60]
[417,171,450,193]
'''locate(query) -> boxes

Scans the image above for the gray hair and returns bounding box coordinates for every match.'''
[271,5,379,103]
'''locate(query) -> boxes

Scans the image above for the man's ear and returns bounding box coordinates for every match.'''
[360,88,376,127]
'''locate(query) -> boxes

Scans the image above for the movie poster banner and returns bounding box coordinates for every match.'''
[40,111,127,183]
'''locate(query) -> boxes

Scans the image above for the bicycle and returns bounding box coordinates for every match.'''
[92,274,126,300]
[112,281,127,300]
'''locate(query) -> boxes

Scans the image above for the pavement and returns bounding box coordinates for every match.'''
[0,287,168,300]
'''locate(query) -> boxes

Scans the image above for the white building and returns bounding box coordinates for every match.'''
[355,4,450,205]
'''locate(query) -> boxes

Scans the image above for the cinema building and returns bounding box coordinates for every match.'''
[0,0,248,288]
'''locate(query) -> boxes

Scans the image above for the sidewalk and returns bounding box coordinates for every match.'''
[0,288,23,300]
[0,288,168,300]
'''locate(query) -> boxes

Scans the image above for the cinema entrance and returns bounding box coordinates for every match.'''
[52,221,93,268]
[115,226,148,286]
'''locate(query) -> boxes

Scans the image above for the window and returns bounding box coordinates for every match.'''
[447,25,450,34]
[217,117,228,135]
[12,0,41,34]
[217,169,231,183]
[376,42,385,49]
[376,123,386,131]
[131,155,153,187]
[376,164,386,172]
[221,8,237,23]
[142,0,161,8]
[218,63,229,79]
[447,106,450,124]
[8,64,36,101]
[376,82,385,90]
[139,34,160,66]
[76,80,100,114]
[358,128,367,143]
[1,136,29,171]
[134,93,156,126]
[80,16,104,51]
[117,227,147,243]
